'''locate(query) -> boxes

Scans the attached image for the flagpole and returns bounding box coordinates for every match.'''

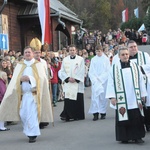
[38,0,54,126]
[45,0,54,127]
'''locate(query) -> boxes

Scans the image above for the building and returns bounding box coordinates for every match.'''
[0,0,83,53]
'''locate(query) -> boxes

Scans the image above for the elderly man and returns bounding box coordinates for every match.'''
[59,45,85,121]
[0,46,53,143]
[106,47,147,144]
[112,40,150,131]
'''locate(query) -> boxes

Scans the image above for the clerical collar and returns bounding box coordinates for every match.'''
[120,60,130,69]
[129,53,137,59]
[24,58,35,66]
[70,55,76,59]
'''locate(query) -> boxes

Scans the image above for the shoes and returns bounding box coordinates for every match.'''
[121,141,128,144]
[0,128,10,131]
[60,117,70,122]
[28,136,37,143]
[39,122,49,129]
[93,113,99,121]
[100,114,106,120]
[57,99,64,102]
[53,103,57,107]
[134,139,144,144]
[60,117,66,121]
[7,121,17,125]
[145,125,150,132]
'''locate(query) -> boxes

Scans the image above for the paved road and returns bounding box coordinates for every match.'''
[1,45,150,150]
[138,45,150,54]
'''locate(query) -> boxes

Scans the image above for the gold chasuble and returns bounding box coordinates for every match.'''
[0,61,53,123]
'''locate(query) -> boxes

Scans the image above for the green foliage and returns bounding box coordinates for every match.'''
[144,7,150,31]
[120,17,143,31]
[141,0,150,11]
[93,0,112,32]
[59,0,146,32]
[79,8,94,29]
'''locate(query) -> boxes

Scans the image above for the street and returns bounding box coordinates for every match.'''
[0,45,150,150]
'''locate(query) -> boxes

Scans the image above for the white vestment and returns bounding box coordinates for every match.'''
[58,55,85,100]
[19,59,40,136]
[106,62,147,110]
[88,54,110,114]
[129,52,150,106]
[112,51,150,106]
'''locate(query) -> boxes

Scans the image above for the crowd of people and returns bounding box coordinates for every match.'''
[0,28,150,144]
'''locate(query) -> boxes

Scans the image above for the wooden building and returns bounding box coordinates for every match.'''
[0,0,83,53]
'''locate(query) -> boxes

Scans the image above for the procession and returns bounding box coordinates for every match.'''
[1,0,150,150]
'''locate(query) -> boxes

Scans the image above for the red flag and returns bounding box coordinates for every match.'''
[122,8,128,22]
[38,0,52,44]
[125,8,128,22]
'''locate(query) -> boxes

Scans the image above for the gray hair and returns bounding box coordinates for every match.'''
[118,46,128,55]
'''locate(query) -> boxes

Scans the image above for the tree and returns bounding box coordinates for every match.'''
[79,8,94,29]
[144,7,150,31]
[110,0,125,30]
[141,0,150,11]
[93,0,112,32]
[120,17,143,31]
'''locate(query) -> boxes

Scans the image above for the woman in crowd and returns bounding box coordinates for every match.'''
[0,61,10,131]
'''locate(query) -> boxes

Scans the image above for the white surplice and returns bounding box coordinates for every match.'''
[112,51,150,106]
[58,55,85,100]
[106,62,147,110]
[88,54,110,114]
[19,59,40,136]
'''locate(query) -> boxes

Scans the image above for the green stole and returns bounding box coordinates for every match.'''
[113,62,144,121]
[137,51,147,88]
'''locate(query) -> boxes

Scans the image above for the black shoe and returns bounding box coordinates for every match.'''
[60,117,66,121]
[134,139,144,144]
[100,114,106,119]
[146,125,150,132]
[39,123,45,129]
[28,136,37,143]
[121,141,128,144]
[53,103,57,107]
[93,113,99,121]
[58,99,64,102]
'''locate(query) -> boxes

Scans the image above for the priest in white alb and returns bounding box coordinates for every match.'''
[0,46,53,143]
[106,46,147,144]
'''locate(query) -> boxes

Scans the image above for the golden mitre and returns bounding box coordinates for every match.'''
[30,37,42,51]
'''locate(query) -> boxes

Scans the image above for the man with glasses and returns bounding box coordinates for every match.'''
[106,47,147,144]
[88,45,110,121]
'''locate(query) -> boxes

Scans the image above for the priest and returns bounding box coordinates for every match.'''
[59,45,85,121]
[0,46,53,143]
[106,46,147,144]
[128,40,150,132]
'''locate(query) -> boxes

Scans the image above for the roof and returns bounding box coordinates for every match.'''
[17,0,82,24]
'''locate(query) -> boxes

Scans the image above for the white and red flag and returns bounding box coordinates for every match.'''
[122,8,128,22]
[38,0,52,44]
